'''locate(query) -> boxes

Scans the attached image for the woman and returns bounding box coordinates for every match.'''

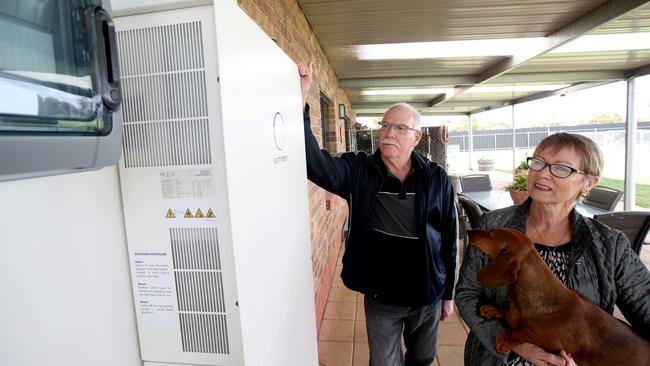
[455,133,650,366]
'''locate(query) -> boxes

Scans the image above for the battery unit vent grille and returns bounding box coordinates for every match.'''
[117,21,211,168]
[179,313,230,354]
[171,227,229,354]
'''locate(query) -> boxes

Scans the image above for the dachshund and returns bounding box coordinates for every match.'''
[469,228,650,366]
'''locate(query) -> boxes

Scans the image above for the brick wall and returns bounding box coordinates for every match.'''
[237,0,351,331]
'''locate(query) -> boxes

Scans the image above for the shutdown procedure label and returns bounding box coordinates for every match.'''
[133,251,175,315]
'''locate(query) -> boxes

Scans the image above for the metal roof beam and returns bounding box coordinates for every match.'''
[625,63,650,78]
[340,71,624,90]
[492,70,625,84]
[352,102,431,110]
[430,0,649,106]
[353,100,506,110]
[512,81,613,105]
[340,75,475,88]
[436,100,508,108]
[357,111,470,117]
[477,0,650,83]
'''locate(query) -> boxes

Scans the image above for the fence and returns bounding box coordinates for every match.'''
[450,122,650,151]
[354,127,448,166]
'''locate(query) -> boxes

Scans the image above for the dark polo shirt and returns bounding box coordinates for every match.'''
[368,157,429,306]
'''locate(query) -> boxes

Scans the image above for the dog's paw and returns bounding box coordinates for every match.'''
[480,305,504,319]
[495,333,511,354]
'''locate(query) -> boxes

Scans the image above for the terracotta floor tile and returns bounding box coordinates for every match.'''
[331,275,345,288]
[353,320,367,342]
[355,302,365,320]
[436,345,465,366]
[319,319,355,342]
[329,287,357,302]
[318,279,473,366]
[318,341,352,366]
[324,302,356,320]
[438,321,468,346]
[444,309,462,323]
[460,319,470,334]
[352,342,369,366]
[356,292,365,303]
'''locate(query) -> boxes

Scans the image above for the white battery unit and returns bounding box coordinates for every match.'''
[116,2,318,365]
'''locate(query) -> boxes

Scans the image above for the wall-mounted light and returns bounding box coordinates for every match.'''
[338,103,346,119]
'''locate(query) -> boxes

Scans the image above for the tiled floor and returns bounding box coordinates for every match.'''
[317,257,469,366]
[317,242,650,366]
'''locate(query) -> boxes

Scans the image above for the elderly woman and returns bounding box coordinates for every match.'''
[455,133,650,366]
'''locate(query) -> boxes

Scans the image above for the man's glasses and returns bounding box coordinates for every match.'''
[378,121,419,134]
[527,157,586,178]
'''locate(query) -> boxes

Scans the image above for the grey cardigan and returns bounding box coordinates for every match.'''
[455,199,650,366]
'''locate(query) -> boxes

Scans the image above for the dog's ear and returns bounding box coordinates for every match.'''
[468,230,501,259]
[476,251,520,288]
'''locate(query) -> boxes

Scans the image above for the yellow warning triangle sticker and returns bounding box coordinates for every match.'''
[195,208,205,218]
[166,209,175,219]
[206,208,215,218]
[184,209,193,218]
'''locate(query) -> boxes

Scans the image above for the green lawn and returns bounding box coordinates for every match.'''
[598,177,650,209]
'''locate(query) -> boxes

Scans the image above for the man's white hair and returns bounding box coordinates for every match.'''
[384,102,421,129]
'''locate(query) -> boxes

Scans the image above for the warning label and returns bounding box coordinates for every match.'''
[164,208,216,219]
[160,169,215,199]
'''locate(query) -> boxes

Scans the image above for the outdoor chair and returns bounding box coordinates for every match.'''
[594,211,650,256]
[455,201,466,249]
[583,185,623,212]
[457,196,483,251]
[459,174,492,192]
[458,195,483,230]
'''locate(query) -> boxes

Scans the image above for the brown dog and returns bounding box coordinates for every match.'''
[469,228,650,366]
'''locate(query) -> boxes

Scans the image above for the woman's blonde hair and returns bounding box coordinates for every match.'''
[533,132,603,178]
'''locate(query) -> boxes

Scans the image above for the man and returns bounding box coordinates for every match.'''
[298,61,457,366]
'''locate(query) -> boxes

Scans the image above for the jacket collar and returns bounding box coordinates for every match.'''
[504,197,597,263]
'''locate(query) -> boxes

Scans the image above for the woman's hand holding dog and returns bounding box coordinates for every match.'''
[511,343,577,366]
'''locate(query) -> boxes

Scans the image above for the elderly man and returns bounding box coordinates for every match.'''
[298,61,457,366]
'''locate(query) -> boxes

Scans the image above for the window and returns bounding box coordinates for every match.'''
[0,0,121,180]
[343,116,356,152]
[319,91,337,153]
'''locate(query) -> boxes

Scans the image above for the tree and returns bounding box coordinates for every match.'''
[589,113,624,124]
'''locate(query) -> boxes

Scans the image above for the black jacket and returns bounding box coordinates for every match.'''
[303,108,457,305]
[455,199,650,365]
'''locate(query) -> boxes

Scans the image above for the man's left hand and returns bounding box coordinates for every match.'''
[441,300,455,321]
[296,60,313,107]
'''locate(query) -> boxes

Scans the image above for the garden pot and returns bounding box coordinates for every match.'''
[478,158,494,171]
[509,190,529,204]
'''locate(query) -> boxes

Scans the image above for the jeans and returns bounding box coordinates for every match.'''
[364,295,442,366]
